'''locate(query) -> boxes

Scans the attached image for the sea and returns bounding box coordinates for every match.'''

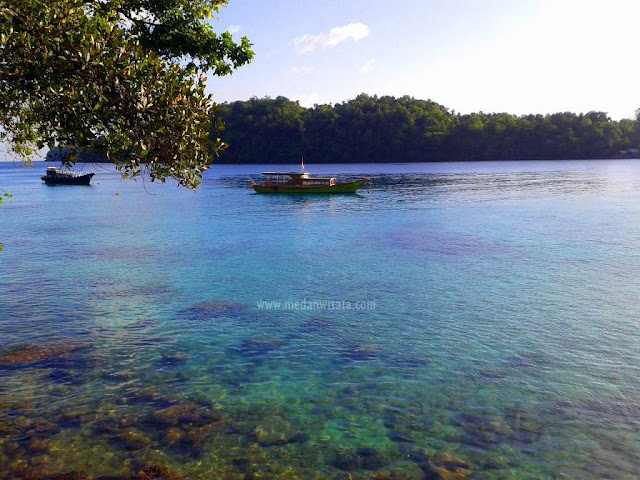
[0,160,639,479]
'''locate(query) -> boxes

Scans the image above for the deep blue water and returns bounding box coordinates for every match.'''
[0,160,639,479]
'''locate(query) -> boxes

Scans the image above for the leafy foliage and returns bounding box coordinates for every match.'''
[0,0,253,188]
[215,94,640,163]
[109,0,253,74]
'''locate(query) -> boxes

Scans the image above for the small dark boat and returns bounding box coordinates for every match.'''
[41,166,94,185]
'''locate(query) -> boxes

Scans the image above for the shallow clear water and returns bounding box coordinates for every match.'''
[0,160,639,479]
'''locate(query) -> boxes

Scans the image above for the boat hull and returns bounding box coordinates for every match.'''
[253,178,369,194]
[41,173,94,186]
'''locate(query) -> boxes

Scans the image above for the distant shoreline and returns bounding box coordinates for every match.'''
[37,157,640,166]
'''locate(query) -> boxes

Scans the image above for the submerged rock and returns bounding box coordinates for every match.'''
[120,428,152,451]
[0,342,88,368]
[332,450,362,471]
[421,452,472,480]
[161,427,184,448]
[45,473,95,480]
[56,408,89,427]
[26,438,51,454]
[457,405,544,448]
[186,422,226,447]
[129,465,181,480]
[372,460,426,480]
[357,447,389,470]
[151,401,222,428]
[253,415,305,446]
[231,457,251,472]
[29,419,61,435]
[182,300,246,321]
[332,447,390,471]
[388,430,415,443]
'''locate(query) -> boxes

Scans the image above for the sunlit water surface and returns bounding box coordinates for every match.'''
[0,160,639,479]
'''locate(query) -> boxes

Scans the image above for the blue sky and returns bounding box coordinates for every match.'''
[209,0,640,120]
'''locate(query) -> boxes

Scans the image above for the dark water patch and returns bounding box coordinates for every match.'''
[579,397,640,427]
[468,368,510,382]
[76,245,169,265]
[134,282,177,298]
[114,387,175,410]
[385,353,431,369]
[387,430,415,443]
[47,368,84,385]
[102,370,138,384]
[27,222,77,236]
[371,170,613,200]
[122,317,159,332]
[335,343,382,363]
[504,352,552,370]
[383,230,510,257]
[156,351,189,367]
[89,281,177,304]
[179,300,247,322]
[218,373,255,391]
[298,316,334,334]
[230,337,286,358]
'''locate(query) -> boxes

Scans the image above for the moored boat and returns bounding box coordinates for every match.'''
[41,166,94,186]
[252,171,369,194]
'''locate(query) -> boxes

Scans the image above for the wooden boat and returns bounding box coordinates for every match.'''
[41,166,94,185]
[252,171,370,194]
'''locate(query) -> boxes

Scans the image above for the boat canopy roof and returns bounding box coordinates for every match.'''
[261,172,335,180]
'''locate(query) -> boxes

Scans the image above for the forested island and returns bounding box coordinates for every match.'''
[46,93,640,165]
[213,94,640,164]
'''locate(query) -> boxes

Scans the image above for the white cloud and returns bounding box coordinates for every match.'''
[227,24,241,34]
[360,59,375,74]
[297,93,320,108]
[290,65,315,75]
[293,23,370,55]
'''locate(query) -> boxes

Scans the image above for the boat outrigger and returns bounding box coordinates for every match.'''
[252,171,370,194]
[41,166,94,186]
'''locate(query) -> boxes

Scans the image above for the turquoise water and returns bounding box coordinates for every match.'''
[1,160,639,479]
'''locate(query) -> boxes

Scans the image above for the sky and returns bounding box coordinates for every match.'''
[208,0,640,120]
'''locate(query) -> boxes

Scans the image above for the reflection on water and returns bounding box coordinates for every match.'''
[1,160,640,478]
